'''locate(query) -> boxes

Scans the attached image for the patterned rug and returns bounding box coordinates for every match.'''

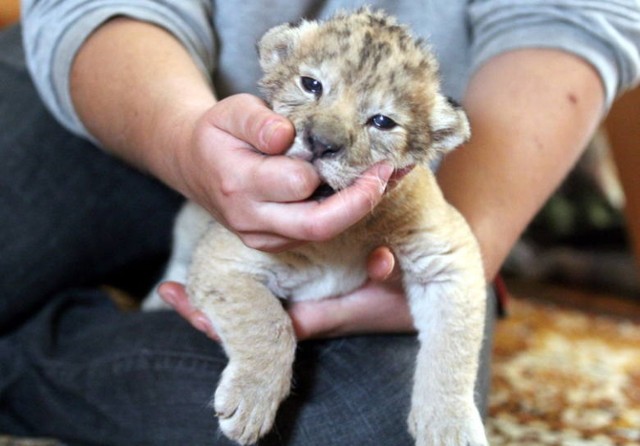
[487,295,640,445]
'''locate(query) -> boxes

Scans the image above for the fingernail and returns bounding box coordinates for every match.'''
[378,163,394,181]
[376,163,394,194]
[193,315,211,334]
[261,120,283,150]
[159,288,177,307]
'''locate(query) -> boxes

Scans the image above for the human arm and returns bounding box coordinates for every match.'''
[439,48,605,281]
[439,0,640,280]
[67,18,393,252]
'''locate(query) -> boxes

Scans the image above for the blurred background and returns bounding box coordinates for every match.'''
[0,0,19,28]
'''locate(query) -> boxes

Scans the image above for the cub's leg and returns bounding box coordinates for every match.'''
[188,231,296,445]
[397,207,488,446]
[143,202,211,310]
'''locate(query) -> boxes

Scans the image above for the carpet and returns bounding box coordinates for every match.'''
[487,294,640,445]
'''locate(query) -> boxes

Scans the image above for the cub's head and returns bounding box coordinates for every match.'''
[258,9,469,194]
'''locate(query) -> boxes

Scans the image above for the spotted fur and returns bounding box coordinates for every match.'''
[259,9,468,193]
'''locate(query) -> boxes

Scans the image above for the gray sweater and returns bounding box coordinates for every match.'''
[21,0,640,140]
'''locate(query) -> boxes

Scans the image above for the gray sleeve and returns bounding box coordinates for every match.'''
[468,0,640,108]
[21,0,215,140]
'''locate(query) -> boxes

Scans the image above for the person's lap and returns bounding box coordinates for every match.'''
[1,287,418,445]
[0,25,495,446]
[1,286,494,446]
[0,25,182,333]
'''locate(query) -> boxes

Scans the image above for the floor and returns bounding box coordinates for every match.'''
[488,278,640,445]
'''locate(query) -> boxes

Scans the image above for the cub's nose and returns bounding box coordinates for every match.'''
[305,131,344,159]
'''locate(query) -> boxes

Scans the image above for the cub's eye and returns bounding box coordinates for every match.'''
[369,114,397,130]
[300,76,323,96]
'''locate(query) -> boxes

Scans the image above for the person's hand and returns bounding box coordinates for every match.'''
[157,246,413,341]
[71,20,391,253]
[176,94,394,252]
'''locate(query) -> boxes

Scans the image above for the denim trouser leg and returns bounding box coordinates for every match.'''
[0,25,183,333]
[0,24,495,446]
[1,289,495,446]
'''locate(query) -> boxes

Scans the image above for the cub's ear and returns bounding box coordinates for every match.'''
[429,96,471,154]
[258,21,318,72]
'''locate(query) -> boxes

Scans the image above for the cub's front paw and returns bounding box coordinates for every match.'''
[408,403,487,446]
[214,362,291,445]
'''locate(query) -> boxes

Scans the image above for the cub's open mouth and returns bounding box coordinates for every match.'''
[310,183,336,200]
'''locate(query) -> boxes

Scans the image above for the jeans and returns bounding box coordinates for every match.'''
[0,25,495,446]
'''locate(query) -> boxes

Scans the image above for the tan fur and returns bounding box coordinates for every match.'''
[146,9,488,446]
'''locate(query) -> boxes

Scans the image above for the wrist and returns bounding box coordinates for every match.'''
[144,97,216,199]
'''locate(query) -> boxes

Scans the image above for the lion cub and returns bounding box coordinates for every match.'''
[146,9,488,446]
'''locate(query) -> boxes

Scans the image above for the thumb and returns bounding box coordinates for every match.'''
[206,94,294,155]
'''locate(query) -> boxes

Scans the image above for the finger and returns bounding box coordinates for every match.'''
[366,246,396,281]
[258,162,394,242]
[207,94,294,155]
[157,282,220,341]
[287,281,414,340]
[286,298,335,340]
[249,155,320,202]
[303,163,394,240]
[239,231,305,253]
